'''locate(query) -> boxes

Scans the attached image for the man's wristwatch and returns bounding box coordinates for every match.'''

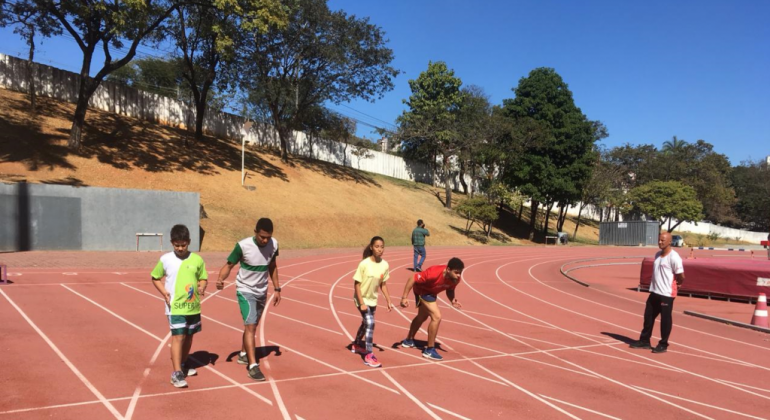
[274,287,282,292]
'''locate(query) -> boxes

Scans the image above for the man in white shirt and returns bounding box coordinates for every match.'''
[630,232,685,354]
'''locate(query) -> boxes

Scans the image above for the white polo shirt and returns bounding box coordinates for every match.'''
[649,249,684,298]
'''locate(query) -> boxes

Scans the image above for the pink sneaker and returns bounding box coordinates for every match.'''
[364,352,381,368]
[351,344,367,354]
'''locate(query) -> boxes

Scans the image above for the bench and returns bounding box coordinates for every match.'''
[136,233,163,251]
[545,236,558,246]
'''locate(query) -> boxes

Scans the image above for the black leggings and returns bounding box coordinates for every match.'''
[640,293,675,346]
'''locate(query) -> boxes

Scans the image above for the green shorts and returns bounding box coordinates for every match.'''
[168,314,202,336]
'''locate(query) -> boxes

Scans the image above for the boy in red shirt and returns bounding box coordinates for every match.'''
[399,257,464,360]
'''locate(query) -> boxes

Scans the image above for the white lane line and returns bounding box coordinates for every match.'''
[62,285,163,341]
[0,340,636,416]
[270,341,400,395]
[446,253,718,419]
[547,259,770,354]
[666,349,755,368]
[717,379,770,394]
[633,386,765,420]
[511,355,598,378]
[0,288,125,420]
[280,296,329,310]
[270,313,343,335]
[539,395,621,420]
[426,403,473,420]
[381,371,441,420]
[119,282,274,413]
[125,332,170,420]
[521,260,770,400]
[460,308,557,329]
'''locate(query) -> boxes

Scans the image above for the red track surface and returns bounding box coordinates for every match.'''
[1,246,769,420]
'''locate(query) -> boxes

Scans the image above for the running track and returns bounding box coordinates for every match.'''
[1,247,768,419]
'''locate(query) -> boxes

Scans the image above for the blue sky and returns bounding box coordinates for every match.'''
[1,0,768,164]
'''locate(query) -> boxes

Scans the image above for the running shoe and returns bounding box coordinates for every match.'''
[401,338,416,348]
[170,371,188,388]
[651,344,668,354]
[248,364,266,381]
[182,363,197,377]
[237,353,249,365]
[364,352,381,368]
[629,340,652,350]
[422,347,443,360]
[351,343,367,354]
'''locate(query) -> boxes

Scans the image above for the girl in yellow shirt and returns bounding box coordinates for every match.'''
[352,236,394,367]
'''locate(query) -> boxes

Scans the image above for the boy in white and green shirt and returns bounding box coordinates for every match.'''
[216,218,282,382]
[151,224,208,388]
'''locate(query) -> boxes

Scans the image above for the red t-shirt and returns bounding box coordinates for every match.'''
[413,265,460,295]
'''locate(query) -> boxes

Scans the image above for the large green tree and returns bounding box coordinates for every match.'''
[35,0,183,150]
[239,0,398,162]
[169,0,285,143]
[397,61,462,208]
[627,180,703,232]
[501,67,601,239]
[731,160,770,231]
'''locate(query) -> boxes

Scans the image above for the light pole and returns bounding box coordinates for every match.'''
[241,120,253,186]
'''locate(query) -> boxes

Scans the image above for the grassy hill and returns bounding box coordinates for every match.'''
[0,88,599,250]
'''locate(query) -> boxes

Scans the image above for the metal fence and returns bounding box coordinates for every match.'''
[599,221,659,246]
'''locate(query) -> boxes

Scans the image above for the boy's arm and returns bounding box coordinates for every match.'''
[399,275,416,307]
[269,258,281,306]
[152,277,171,305]
[217,262,236,290]
[380,283,394,312]
[446,288,461,309]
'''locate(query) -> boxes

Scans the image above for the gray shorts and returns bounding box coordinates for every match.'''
[237,291,266,325]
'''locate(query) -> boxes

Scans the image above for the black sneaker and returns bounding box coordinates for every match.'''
[629,340,652,349]
[237,353,249,365]
[248,365,266,381]
[651,344,668,354]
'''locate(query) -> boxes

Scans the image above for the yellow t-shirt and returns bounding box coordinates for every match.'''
[353,257,389,307]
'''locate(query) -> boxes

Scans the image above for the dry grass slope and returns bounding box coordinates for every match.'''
[0,88,598,250]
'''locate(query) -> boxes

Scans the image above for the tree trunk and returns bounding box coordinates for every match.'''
[459,160,468,195]
[543,202,555,236]
[573,204,585,239]
[27,30,36,111]
[518,200,524,222]
[443,155,452,209]
[528,200,539,241]
[68,51,98,150]
[556,204,566,232]
[193,92,208,144]
[614,207,620,222]
[276,125,290,162]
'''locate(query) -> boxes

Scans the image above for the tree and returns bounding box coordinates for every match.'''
[36,0,184,150]
[455,85,492,196]
[169,0,285,143]
[398,61,463,209]
[574,147,623,239]
[0,0,60,110]
[239,0,398,162]
[501,67,600,239]
[626,181,703,232]
[661,135,685,154]
[455,196,498,238]
[731,160,770,231]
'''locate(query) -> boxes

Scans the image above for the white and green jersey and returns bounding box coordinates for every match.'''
[151,252,208,315]
[227,237,279,296]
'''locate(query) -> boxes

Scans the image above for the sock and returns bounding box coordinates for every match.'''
[249,363,258,369]
[240,351,247,357]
